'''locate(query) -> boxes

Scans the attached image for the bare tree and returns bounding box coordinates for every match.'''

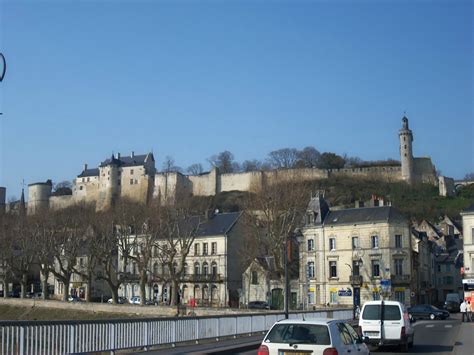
[464,172,474,180]
[208,151,235,173]
[48,205,91,301]
[242,159,263,172]
[296,147,321,168]
[244,180,308,274]
[187,163,204,175]
[162,155,183,173]
[267,148,299,169]
[52,180,73,196]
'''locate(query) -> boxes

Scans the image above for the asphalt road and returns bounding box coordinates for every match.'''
[205,318,463,355]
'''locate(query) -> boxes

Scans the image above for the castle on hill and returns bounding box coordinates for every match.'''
[0,116,441,214]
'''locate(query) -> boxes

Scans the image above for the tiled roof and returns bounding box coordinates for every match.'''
[324,206,406,226]
[77,168,99,178]
[196,212,242,237]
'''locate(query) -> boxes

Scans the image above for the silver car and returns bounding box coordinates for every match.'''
[258,318,369,355]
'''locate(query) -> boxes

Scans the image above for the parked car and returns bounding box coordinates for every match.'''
[33,292,43,299]
[444,293,461,313]
[408,304,449,320]
[68,295,82,302]
[257,318,369,355]
[359,300,415,351]
[7,290,20,298]
[129,296,141,305]
[248,301,270,310]
[107,297,128,304]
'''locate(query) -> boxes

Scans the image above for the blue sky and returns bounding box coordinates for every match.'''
[0,0,472,200]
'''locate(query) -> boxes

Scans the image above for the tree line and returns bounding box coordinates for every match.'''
[161,147,400,175]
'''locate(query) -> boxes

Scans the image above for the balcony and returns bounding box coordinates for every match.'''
[183,274,224,283]
[391,274,411,284]
[350,275,363,285]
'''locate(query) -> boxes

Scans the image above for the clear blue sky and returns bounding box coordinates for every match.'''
[0,0,472,200]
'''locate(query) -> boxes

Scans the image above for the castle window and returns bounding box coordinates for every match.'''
[79,186,83,191]
[307,239,314,251]
[130,179,134,185]
[87,177,90,182]
[131,169,134,175]
[404,145,407,149]
[395,235,402,248]
[118,180,121,186]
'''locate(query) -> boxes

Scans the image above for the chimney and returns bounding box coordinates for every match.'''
[84,163,88,171]
[131,151,135,158]
[117,153,121,160]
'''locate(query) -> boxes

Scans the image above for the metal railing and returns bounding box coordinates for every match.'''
[0,308,352,354]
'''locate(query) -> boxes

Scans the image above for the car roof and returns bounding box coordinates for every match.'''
[274,317,344,325]
[362,300,402,306]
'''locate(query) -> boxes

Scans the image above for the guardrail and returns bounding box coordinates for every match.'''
[0,308,352,355]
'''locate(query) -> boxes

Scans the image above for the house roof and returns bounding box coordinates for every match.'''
[462,204,474,213]
[100,153,152,168]
[77,168,100,178]
[323,206,406,226]
[195,212,242,237]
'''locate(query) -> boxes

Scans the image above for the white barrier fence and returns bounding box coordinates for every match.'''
[1,308,352,355]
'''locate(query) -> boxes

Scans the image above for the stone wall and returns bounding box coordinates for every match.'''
[413,157,437,185]
[439,176,455,197]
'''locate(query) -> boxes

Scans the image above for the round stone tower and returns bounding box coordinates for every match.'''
[28,180,52,214]
[399,116,414,184]
[104,154,121,208]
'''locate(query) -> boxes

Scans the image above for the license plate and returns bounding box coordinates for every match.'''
[365,331,379,336]
[278,351,313,355]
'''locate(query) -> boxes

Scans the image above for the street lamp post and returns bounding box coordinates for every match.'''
[346,259,362,320]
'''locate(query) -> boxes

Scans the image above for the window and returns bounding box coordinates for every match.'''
[211,262,217,276]
[194,262,200,275]
[337,323,353,345]
[264,324,330,345]
[371,235,379,249]
[202,262,209,275]
[130,169,134,175]
[211,242,217,255]
[352,237,359,249]
[79,186,83,190]
[251,271,258,284]
[395,235,402,248]
[203,243,208,255]
[329,238,336,251]
[330,291,338,303]
[183,263,188,275]
[329,261,337,278]
[194,243,200,255]
[395,259,403,276]
[82,178,85,182]
[87,177,90,182]
[117,179,121,185]
[307,239,314,251]
[130,179,134,185]
[372,260,380,277]
[437,264,441,272]
[307,262,315,278]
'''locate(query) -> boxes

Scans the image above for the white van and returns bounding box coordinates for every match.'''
[359,300,414,351]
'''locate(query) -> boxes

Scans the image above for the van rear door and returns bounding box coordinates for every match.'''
[382,305,403,341]
[360,304,402,342]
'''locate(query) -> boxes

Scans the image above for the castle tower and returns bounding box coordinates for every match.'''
[28,180,52,214]
[99,154,121,209]
[399,116,414,184]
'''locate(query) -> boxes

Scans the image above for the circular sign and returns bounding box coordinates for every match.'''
[410,291,415,297]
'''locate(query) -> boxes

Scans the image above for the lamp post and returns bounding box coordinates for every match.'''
[346,259,362,320]
[283,228,304,319]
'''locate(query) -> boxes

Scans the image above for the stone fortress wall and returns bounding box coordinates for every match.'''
[18,116,439,213]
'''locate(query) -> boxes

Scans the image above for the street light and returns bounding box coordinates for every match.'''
[283,228,304,319]
[346,259,363,320]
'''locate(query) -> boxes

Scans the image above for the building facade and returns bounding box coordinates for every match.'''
[300,195,413,308]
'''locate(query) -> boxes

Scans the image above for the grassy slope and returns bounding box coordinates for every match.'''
[0,304,147,321]
[205,178,474,221]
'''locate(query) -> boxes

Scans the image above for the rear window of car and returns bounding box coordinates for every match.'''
[265,324,331,345]
[362,305,401,320]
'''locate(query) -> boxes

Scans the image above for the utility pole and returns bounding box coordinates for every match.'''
[284,237,289,319]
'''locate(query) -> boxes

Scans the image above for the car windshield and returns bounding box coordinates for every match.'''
[265,324,331,345]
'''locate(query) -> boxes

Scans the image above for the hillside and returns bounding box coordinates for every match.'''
[199,177,474,222]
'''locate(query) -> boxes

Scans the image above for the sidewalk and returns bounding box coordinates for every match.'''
[452,321,474,355]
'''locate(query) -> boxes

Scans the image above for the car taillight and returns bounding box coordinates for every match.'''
[257,344,269,355]
[401,326,406,338]
[323,347,339,355]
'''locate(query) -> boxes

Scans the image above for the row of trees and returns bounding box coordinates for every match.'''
[0,180,314,307]
[162,147,400,175]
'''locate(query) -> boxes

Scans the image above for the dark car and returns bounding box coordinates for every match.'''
[408,304,449,320]
[248,301,270,310]
[444,300,460,313]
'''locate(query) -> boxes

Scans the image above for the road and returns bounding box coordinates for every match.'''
[138,316,465,355]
